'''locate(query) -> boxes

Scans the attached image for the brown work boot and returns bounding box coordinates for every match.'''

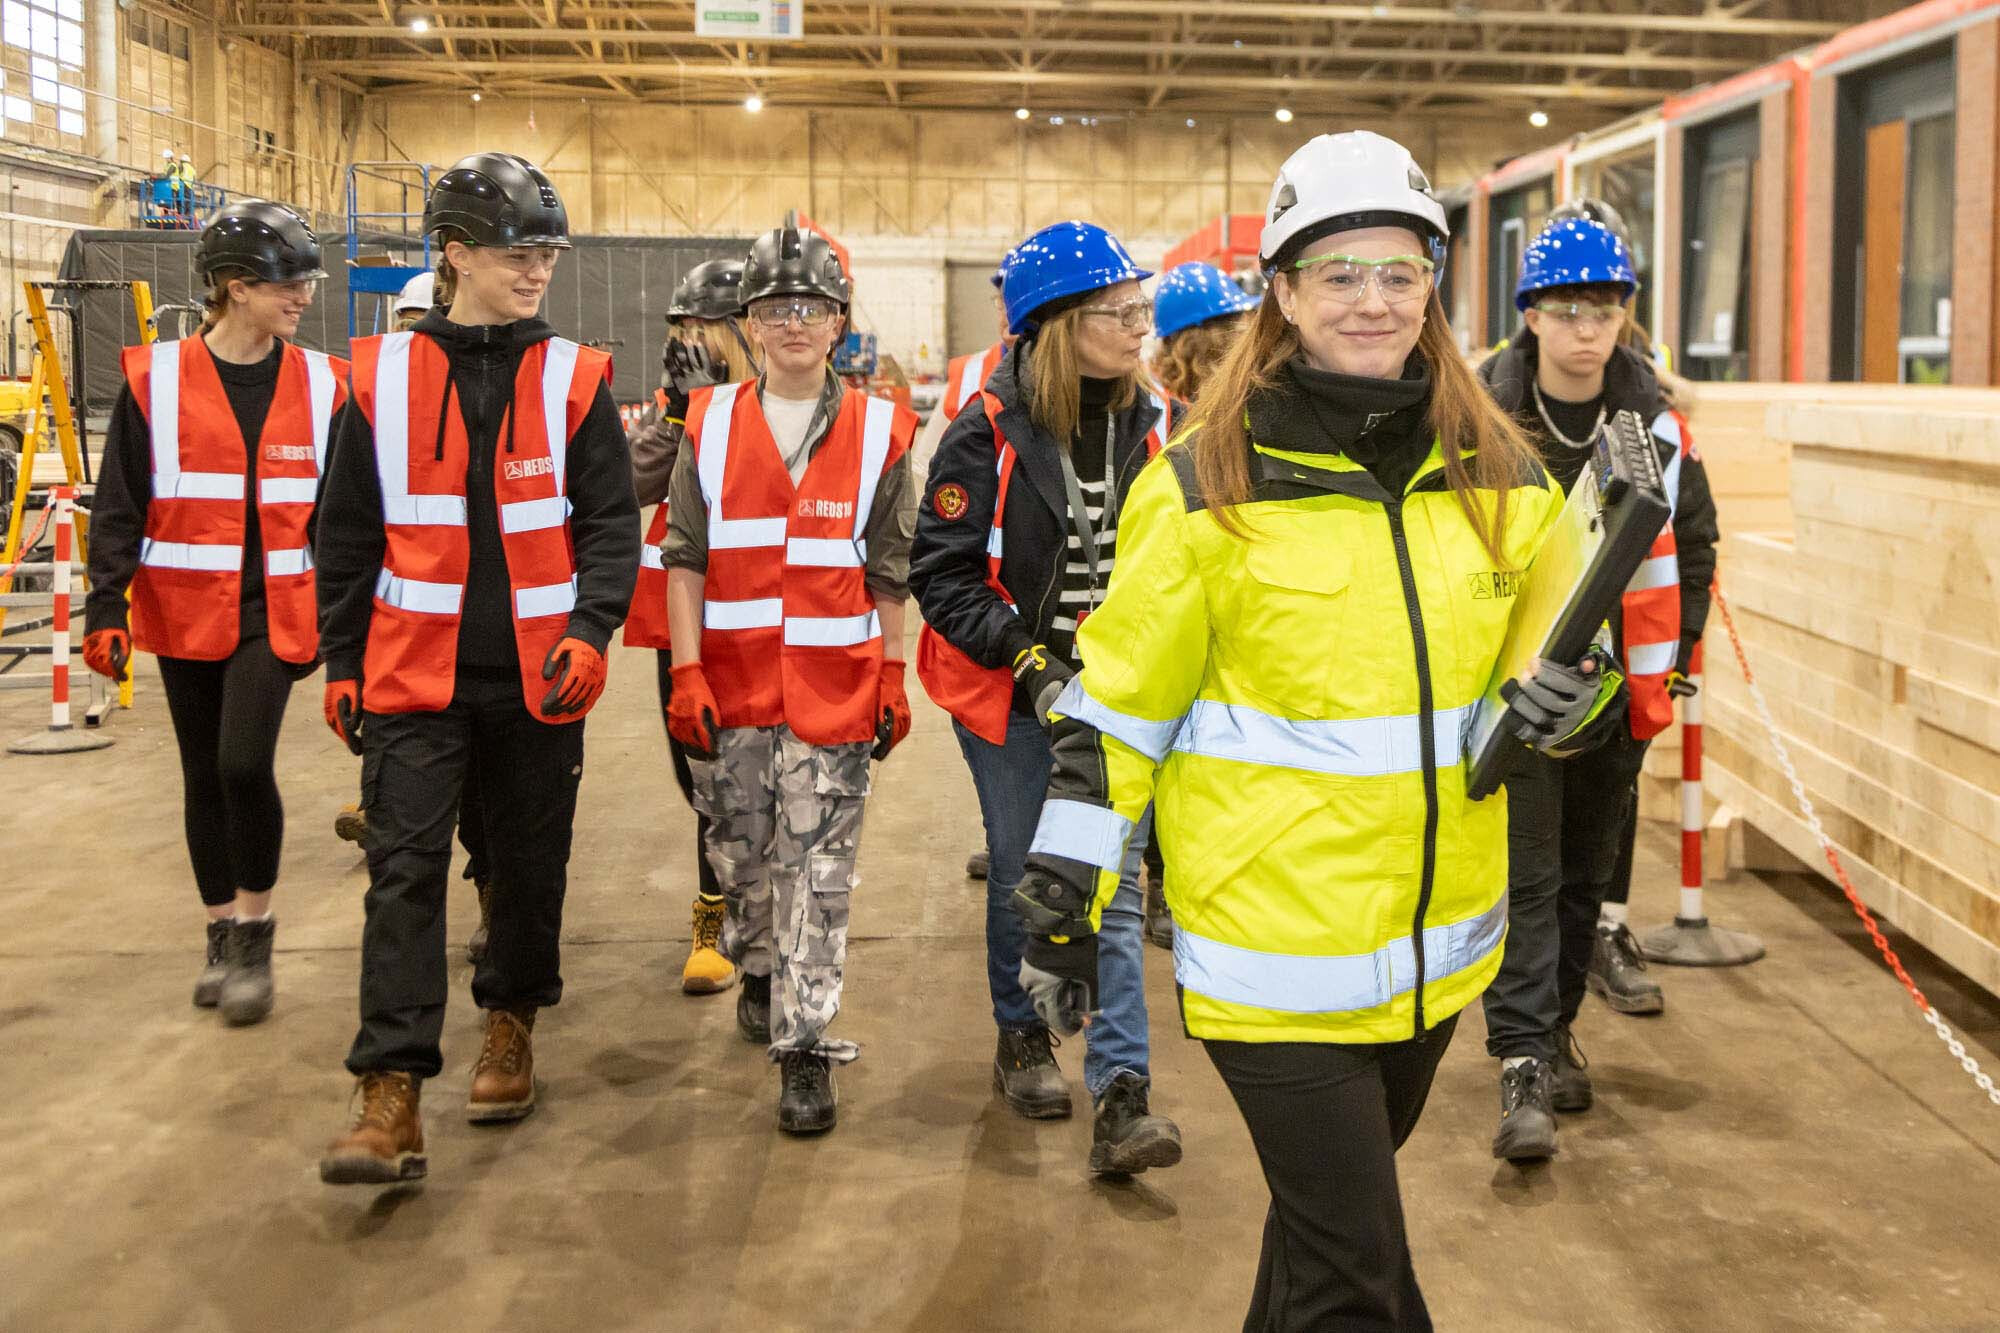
[333,803,367,844]
[320,1072,427,1185]
[467,1007,536,1124]
[466,880,492,965]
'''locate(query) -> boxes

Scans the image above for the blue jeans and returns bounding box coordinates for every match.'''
[954,714,1151,1099]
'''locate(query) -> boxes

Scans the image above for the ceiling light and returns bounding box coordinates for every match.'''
[1049,114,1064,125]
[1528,107,1549,128]
[1016,106,1030,120]
[1185,117,1197,128]
[470,91,482,103]
[408,15,429,32]
[744,93,764,112]
[1274,107,1294,123]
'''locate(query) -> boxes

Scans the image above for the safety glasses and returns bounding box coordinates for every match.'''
[1290,253,1435,306]
[1532,301,1625,330]
[481,246,565,275]
[748,297,838,328]
[1080,298,1154,332]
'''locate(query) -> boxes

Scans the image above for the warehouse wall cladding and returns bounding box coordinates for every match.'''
[53,230,747,407]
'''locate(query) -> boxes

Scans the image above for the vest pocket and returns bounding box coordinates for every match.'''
[1229,543,1351,716]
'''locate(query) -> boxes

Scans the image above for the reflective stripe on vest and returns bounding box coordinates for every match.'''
[375,569,463,615]
[952,353,985,417]
[372,331,471,620]
[140,538,242,571]
[146,340,242,503]
[1620,409,1690,739]
[1172,896,1507,1016]
[266,547,314,577]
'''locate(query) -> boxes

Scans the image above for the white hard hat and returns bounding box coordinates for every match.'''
[1259,131,1449,267]
[162,148,174,159]
[394,270,437,313]
[179,153,191,161]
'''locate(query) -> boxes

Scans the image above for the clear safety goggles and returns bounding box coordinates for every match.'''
[477,245,564,275]
[1080,298,1155,332]
[1532,300,1625,330]
[1290,253,1435,306]
[748,297,839,328]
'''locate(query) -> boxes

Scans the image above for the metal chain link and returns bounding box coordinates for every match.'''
[1714,583,2000,1108]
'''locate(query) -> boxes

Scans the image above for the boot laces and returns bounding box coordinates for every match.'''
[354,1074,414,1132]
[1609,923,1650,972]
[205,922,229,967]
[692,898,726,950]
[1012,1026,1061,1068]
[1557,1024,1589,1072]
[475,1011,530,1076]
[782,1051,824,1094]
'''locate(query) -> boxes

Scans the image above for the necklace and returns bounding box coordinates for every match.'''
[1531,378,1606,450]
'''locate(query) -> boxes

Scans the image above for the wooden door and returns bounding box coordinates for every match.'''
[1861,120,1907,383]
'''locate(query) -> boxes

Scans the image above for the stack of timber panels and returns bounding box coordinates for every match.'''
[1700,390,2000,998]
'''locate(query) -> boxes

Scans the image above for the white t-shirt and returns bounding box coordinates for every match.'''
[763,391,821,485]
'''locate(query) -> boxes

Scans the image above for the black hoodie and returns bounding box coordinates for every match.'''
[314,310,639,682]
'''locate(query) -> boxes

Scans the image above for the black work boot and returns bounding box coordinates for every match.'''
[1588,922,1665,1015]
[1492,1059,1559,1161]
[192,919,231,1008]
[993,1027,1072,1119]
[219,916,275,1026]
[736,972,772,1044]
[1089,1072,1182,1176]
[966,848,990,880]
[466,879,492,965]
[777,1050,836,1134]
[1550,1023,1593,1112]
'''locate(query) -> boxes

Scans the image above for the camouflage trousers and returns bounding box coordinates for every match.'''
[689,724,872,1061]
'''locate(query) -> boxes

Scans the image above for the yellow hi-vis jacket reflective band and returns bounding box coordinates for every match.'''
[1029,433,1562,1044]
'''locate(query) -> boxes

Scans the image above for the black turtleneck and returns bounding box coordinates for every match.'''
[1250,353,1436,498]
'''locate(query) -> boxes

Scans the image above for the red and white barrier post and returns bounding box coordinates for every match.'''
[8,486,115,755]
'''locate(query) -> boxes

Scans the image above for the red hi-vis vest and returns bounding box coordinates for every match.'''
[119,336,345,664]
[1621,408,1693,741]
[350,330,612,723]
[626,387,678,650]
[691,380,916,745]
[915,387,1170,746]
[941,342,1006,424]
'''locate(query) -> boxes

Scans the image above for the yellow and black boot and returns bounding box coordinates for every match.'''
[682,893,736,994]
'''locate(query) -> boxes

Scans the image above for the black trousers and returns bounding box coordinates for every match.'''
[1601,789,1638,908]
[346,672,584,1078]
[653,649,721,899]
[156,639,295,907]
[1205,1016,1459,1333]
[1483,730,1652,1060]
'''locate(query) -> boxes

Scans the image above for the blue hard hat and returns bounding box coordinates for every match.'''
[1515,217,1637,311]
[1153,262,1259,340]
[1003,221,1151,336]
[990,248,1015,290]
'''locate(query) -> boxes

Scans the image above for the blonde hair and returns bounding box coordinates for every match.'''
[1152,313,1249,404]
[1025,302,1137,446]
[1186,288,1538,564]
[433,227,470,307]
[670,315,758,382]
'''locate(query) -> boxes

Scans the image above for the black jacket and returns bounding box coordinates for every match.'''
[910,341,1175,681]
[314,311,640,683]
[1478,333,1719,671]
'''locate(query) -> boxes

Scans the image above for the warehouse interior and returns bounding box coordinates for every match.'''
[3,2,1999,1331]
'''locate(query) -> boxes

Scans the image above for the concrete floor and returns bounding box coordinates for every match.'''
[3,645,1998,1333]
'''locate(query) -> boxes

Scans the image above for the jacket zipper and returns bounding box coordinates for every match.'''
[1383,494,1440,1038]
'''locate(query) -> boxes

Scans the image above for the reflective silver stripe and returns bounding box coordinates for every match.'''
[986,526,1004,559]
[1051,677,1183,763]
[1173,897,1507,1015]
[1172,699,1476,776]
[500,496,571,534]
[541,337,579,496]
[1626,640,1677,676]
[515,577,577,619]
[696,382,741,514]
[383,494,468,526]
[1628,553,1678,592]
[147,340,181,482]
[258,476,317,505]
[787,536,865,567]
[375,569,462,615]
[639,544,665,571]
[302,348,337,472]
[372,332,416,501]
[139,538,241,572]
[784,610,880,647]
[850,394,896,534]
[705,597,784,630]
[1029,798,1136,872]
[153,471,244,501]
[265,547,314,577]
[1653,412,1684,521]
[712,517,787,549]
[954,354,984,414]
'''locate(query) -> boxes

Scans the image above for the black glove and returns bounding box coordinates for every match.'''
[1665,670,1698,699]
[1498,647,1611,752]
[1011,643,1074,722]
[1019,932,1099,1036]
[662,338,722,395]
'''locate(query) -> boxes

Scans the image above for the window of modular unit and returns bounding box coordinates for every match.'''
[1485,180,1552,348]
[1898,111,1954,383]
[1574,147,1657,341]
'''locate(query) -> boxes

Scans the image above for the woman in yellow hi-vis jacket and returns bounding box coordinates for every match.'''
[1011,132,1619,1331]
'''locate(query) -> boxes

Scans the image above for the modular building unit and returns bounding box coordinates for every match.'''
[1562,112,1666,352]
[1472,145,1565,351]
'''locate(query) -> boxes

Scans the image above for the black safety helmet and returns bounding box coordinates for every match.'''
[197,200,327,284]
[423,152,572,249]
[1547,196,1634,255]
[739,224,849,308]
[668,259,747,321]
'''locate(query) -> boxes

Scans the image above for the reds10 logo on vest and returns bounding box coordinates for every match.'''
[799,497,854,520]
[504,456,555,481]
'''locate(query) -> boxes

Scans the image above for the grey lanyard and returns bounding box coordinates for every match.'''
[1055,418,1118,607]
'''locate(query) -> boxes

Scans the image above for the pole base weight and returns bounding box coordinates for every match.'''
[1641,916,1766,967]
[8,727,115,755]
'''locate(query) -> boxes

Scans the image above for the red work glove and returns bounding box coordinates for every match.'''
[873,658,911,761]
[666,662,721,758]
[324,679,364,755]
[82,628,130,681]
[541,637,608,717]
